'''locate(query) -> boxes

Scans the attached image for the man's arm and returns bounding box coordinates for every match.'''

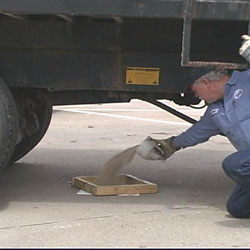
[173,107,221,149]
[136,107,221,161]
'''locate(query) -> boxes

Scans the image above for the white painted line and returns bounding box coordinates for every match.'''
[54,108,190,126]
[56,108,164,112]
[55,107,200,113]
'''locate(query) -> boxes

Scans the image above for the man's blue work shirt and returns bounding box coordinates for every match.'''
[173,70,250,151]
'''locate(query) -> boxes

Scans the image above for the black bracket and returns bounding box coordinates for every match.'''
[181,0,250,69]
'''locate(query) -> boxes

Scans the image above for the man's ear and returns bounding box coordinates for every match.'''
[202,78,211,87]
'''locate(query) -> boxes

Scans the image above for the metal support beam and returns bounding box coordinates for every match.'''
[181,0,193,67]
[144,99,227,136]
[57,14,73,22]
[1,12,25,20]
[143,99,198,125]
[112,16,123,24]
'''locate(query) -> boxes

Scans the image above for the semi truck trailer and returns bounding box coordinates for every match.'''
[0,0,249,170]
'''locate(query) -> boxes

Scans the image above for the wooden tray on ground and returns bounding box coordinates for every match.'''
[72,174,157,196]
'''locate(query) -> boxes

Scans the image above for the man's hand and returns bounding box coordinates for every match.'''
[136,136,179,161]
[155,137,179,160]
[239,34,250,63]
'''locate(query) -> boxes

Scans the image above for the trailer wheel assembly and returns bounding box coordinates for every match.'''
[0,79,19,170]
[10,89,52,164]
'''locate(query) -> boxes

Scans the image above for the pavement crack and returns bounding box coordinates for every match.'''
[0,226,16,230]
[20,221,57,228]
[76,215,114,221]
[132,209,162,214]
[0,215,115,231]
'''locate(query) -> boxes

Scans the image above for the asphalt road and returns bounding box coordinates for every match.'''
[0,99,249,248]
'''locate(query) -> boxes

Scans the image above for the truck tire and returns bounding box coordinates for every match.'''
[0,79,19,170]
[10,89,52,163]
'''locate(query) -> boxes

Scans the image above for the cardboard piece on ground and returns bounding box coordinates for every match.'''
[76,190,140,196]
[72,174,157,196]
[77,190,92,195]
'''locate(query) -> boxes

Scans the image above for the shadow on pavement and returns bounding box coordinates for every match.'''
[0,147,236,213]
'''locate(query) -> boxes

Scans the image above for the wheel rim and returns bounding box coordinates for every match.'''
[10,89,52,163]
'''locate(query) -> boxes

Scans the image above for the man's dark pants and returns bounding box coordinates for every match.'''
[222,149,250,218]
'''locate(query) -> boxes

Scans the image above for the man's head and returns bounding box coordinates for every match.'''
[189,68,231,103]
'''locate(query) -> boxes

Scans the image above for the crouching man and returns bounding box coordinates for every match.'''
[137,35,250,218]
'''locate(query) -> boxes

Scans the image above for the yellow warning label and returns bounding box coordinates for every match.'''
[126,67,160,85]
